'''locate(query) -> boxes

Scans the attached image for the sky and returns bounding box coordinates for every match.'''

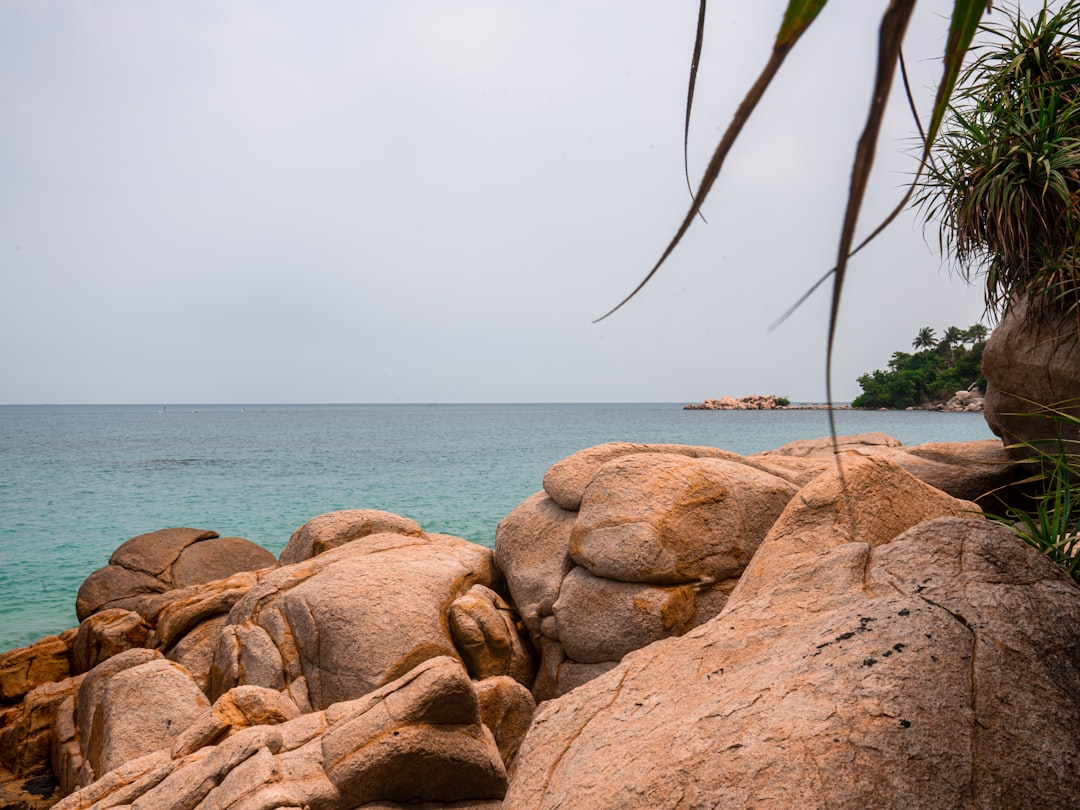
[0,1,1040,404]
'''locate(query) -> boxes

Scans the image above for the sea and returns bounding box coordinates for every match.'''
[0,403,995,653]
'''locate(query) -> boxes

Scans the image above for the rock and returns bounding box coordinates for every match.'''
[75,528,276,621]
[503,457,1080,808]
[760,431,903,457]
[570,453,798,584]
[171,684,300,758]
[210,528,521,711]
[0,631,75,705]
[683,394,787,410]
[449,584,536,685]
[322,656,507,805]
[474,676,535,768]
[0,675,83,779]
[87,658,210,776]
[0,766,62,810]
[73,647,164,786]
[54,657,509,810]
[70,609,151,676]
[731,455,976,603]
[541,442,748,511]
[983,299,1080,457]
[279,509,427,565]
[494,491,576,638]
[755,434,1020,507]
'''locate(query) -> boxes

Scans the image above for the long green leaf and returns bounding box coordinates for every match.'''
[772,1,992,330]
[595,0,827,322]
[684,0,708,224]
[825,0,917,436]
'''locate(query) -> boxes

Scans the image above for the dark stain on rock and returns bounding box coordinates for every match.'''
[899,719,911,728]
[861,658,878,667]
[898,608,911,617]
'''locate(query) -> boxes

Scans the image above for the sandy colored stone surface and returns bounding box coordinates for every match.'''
[983,300,1080,455]
[570,453,798,584]
[449,584,535,685]
[542,442,750,511]
[730,455,977,604]
[504,456,1080,809]
[70,609,150,676]
[210,528,516,711]
[0,632,74,705]
[54,656,508,810]
[279,508,426,565]
[494,491,575,637]
[75,528,276,622]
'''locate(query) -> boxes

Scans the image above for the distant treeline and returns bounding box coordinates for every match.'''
[851,325,988,409]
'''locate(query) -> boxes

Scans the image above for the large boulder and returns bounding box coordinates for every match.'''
[983,300,1080,457]
[75,528,277,621]
[279,509,426,565]
[498,446,799,699]
[0,631,75,705]
[755,434,1020,507]
[503,458,1080,809]
[210,528,529,712]
[53,657,510,810]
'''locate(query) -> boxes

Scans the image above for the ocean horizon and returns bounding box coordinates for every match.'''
[0,402,996,652]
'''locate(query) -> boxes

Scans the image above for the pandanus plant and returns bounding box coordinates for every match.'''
[919,2,1080,323]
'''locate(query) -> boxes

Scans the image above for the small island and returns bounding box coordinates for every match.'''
[851,324,988,411]
[684,394,791,410]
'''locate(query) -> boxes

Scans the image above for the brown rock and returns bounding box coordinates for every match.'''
[91,658,210,775]
[542,442,748,511]
[279,509,426,565]
[0,675,83,779]
[0,632,74,705]
[983,300,1080,457]
[504,459,1080,808]
[761,431,904,457]
[730,455,977,604]
[74,647,164,786]
[71,609,151,676]
[211,528,503,711]
[553,566,701,664]
[449,585,535,685]
[56,657,509,810]
[494,491,575,637]
[170,536,277,588]
[171,684,300,758]
[570,453,798,584]
[321,656,507,805]
[474,676,535,768]
[75,528,275,622]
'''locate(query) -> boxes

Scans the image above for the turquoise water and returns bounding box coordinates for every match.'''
[0,403,995,652]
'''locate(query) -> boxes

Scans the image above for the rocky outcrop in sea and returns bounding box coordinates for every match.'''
[683,394,787,410]
[2,434,1078,809]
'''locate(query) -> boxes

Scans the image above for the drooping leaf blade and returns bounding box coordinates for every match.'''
[596,0,829,322]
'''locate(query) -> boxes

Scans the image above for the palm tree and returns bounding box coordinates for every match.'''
[965,323,988,344]
[912,327,938,351]
[939,325,967,367]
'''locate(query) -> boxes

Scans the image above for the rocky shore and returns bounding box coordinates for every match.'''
[2,433,1078,808]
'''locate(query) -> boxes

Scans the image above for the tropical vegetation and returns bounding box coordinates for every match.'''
[851,325,988,409]
[918,1,1080,323]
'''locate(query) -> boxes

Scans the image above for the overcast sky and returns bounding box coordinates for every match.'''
[0,1,1036,404]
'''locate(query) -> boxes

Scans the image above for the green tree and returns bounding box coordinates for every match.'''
[912,326,938,350]
[965,323,988,343]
